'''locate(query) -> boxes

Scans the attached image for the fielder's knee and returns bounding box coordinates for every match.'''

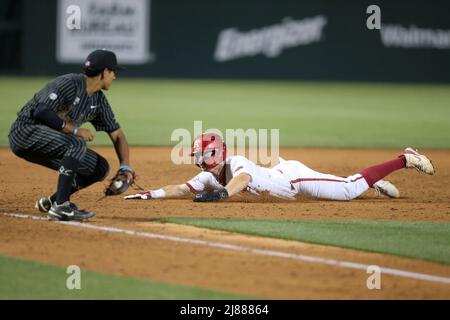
[66,137,87,160]
[95,155,110,182]
[71,155,109,191]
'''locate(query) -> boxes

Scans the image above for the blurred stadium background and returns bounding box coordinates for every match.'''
[1,0,449,149]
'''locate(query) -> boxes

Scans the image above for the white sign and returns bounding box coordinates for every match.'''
[214,16,327,62]
[380,24,450,49]
[57,0,151,64]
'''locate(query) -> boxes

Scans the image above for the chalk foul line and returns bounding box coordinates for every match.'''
[1,212,450,285]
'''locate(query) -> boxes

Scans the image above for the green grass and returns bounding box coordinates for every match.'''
[157,218,450,265]
[1,77,450,147]
[0,254,249,299]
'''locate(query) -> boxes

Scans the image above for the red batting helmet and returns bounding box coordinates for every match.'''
[191,132,227,170]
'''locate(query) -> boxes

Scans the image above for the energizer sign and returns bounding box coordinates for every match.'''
[214,15,327,62]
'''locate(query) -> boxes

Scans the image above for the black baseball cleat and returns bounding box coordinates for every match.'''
[48,201,95,221]
[36,197,80,213]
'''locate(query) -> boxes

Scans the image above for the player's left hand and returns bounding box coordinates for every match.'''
[193,189,229,202]
[123,171,134,184]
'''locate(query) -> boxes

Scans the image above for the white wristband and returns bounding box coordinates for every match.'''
[150,189,166,198]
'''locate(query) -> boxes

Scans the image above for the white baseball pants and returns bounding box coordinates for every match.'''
[273,160,369,201]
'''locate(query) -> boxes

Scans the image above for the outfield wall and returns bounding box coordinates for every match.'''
[20,0,450,82]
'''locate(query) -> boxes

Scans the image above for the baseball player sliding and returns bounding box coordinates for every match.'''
[125,133,435,202]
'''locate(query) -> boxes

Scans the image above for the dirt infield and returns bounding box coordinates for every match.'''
[1,147,449,299]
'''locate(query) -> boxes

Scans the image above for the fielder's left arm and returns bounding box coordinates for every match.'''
[109,128,134,182]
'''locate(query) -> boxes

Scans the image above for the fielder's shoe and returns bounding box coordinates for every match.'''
[35,197,79,213]
[404,147,435,175]
[373,180,400,198]
[48,201,94,221]
[35,197,53,213]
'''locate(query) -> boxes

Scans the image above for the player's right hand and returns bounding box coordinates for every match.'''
[77,128,94,141]
[124,191,153,200]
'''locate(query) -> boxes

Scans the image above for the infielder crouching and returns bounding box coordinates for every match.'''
[125,133,435,202]
[8,50,134,221]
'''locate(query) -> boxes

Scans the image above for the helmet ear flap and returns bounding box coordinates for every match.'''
[191,132,227,169]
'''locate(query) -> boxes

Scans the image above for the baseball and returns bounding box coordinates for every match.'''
[113,180,123,189]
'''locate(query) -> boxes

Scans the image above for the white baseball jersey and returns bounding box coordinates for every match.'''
[186,156,370,201]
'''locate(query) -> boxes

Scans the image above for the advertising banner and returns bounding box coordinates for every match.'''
[56,0,151,64]
[21,0,450,82]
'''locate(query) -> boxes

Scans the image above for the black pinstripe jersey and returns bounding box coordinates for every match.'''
[16,73,120,133]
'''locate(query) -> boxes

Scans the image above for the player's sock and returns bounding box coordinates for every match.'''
[51,173,93,201]
[55,157,80,205]
[360,155,406,187]
[51,153,109,201]
[50,186,78,202]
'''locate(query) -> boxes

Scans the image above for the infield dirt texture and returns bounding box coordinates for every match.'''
[1,147,449,299]
[0,78,449,299]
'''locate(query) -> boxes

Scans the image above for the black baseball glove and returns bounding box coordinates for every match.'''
[105,167,136,196]
[193,189,229,202]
